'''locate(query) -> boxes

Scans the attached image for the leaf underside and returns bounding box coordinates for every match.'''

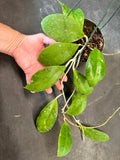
[25,66,66,92]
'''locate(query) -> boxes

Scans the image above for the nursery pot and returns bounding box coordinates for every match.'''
[76,19,104,62]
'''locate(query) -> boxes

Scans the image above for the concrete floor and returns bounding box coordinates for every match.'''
[0,0,120,159]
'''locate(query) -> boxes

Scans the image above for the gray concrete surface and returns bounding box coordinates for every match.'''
[0,0,120,160]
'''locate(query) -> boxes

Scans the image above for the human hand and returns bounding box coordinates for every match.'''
[12,33,67,94]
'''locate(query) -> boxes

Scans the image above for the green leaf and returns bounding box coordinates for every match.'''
[25,66,66,92]
[57,122,72,157]
[73,70,93,95]
[81,127,109,141]
[39,42,79,66]
[57,0,71,15]
[36,99,58,132]
[57,0,84,30]
[86,49,106,86]
[41,13,84,42]
[66,91,87,116]
[70,9,84,30]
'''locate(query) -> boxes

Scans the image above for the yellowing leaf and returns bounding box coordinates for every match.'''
[36,99,58,132]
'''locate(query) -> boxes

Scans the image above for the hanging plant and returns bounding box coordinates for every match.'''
[25,0,120,157]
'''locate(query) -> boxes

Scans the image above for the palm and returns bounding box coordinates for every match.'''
[13,33,65,93]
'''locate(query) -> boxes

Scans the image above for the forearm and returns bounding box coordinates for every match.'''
[0,23,25,56]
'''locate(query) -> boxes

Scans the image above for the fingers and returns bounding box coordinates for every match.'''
[26,74,30,84]
[46,79,64,94]
[46,88,53,94]
[60,73,67,82]
[41,34,56,45]
[55,80,62,90]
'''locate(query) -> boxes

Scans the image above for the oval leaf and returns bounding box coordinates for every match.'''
[25,66,66,92]
[36,99,58,132]
[57,0,84,29]
[39,42,79,66]
[66,91,87,116]
[86,49,106,86]
[81,127,109,141]
[57,122,72,157]
[73,70,93,95]
[41,13,84,42]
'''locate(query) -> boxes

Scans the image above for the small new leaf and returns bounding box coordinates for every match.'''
[57,122,72,157]
[81,127,109,141]
[86,49,106,86]
[39,42,79,66]
[57,0,70,15]
[36,99,58,132]
[57,0,84,30]
[41,14,84,42]
[66,91,87,116]
[25,66,66,92]
[73,70,93,95]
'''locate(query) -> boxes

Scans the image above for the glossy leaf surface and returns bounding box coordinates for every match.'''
[25,66,66,92]
[66,91,87,116]
[39,42,79,66]
[58,0,84,29]
[73,70,93,95]
[82,127,109,141]
[36,99,58,132]
[86,49,106,86]
[41,14,84,42]
[57,122,72,157]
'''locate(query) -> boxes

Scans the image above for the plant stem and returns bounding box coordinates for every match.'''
[65,59,73,68]
[55,93,63,100]
[62,89,75,113]
[61,80,68,114]
[67,0,82,16]
[63,105,120,130]
[103,51,120,56]
[81,106,120,129]
[63,113,79,127]
[100,3,120,30]
[75,54,82,68]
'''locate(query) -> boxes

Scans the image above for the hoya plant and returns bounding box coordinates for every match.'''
[25,0,120,157]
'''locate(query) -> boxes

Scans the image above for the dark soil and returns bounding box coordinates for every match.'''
[75,19,104,62]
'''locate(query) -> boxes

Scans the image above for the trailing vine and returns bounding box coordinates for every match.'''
[24,0,120,157]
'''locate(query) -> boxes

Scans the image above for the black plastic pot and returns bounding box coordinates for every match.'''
[76,19,104,62]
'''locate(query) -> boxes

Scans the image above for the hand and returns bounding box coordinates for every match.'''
[13,33,67,94]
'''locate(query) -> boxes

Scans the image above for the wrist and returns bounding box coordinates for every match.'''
[0,23,26,56]
[7,32,26,56]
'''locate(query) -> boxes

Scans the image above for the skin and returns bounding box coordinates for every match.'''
[0,23,67,93]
